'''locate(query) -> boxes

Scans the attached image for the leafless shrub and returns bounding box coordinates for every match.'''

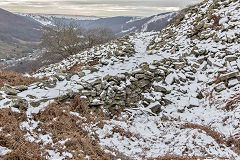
[85,28,116,48]
[40,23,115,59]
[41,23,86,58]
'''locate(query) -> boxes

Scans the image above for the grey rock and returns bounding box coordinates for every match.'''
[66,73,75,81]
[30,101,41,107]
[1,85,19,95]
[90,99,104,106]
[161,98,172,106]
[91,79,102,86]
[58,89,74,101]
[138,79,151,88]
[15,85,28,92]
[26,95,37,99]
[228,79,239,88]
[154,86,169,94]
[42,79,57,88]
[12,98,28,111]
[215,83,226,92]
[78,72,86,78]
[188,97,199,109]
[225,55,237,62]
[150,104,162,114]
[54,73,65,81]
[82,83,92,89]
[135,74,146,79]
[220,72,238,81]
[174,62,185,70]
[81,90,92,96]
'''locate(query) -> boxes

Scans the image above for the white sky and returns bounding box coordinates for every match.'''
[0,0,202,17]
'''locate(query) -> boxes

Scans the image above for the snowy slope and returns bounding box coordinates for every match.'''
[118,12,177,36]
[0,0,240,159]
[18,13,100,26]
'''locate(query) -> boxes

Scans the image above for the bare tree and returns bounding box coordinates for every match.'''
[41,23,86,58]
[40,23,116,59]
[85,28,116,48]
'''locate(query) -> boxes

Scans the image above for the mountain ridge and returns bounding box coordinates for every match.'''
[0,8,42,42]
[0,8,42,59]
[20,12,177,37]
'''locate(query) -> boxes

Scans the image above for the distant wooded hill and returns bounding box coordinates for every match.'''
[0,8,42,59]
[0,8,42,43]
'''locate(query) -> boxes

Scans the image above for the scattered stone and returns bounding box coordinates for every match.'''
[154,85,170,94]
[228,79,239,88]
[78,72,86,78]
[215,83,226,92]
[1,84,19,95]
[58,89,74,101]
[15,85,28,92]
[135,74,146,79]
[188,97,199,109]
[54,73,65,81]
[220,72,238,81]
[174,62,185,70]
[138,79,151,88]
[225,55,237,62]
[150,103,162,114]
[66,73,75,81]
[12,98,28,111]
[90,99,104,106]
[26,95,37,99]
[30,101,41,107]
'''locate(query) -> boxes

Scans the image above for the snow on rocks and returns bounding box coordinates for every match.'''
[0,146,11,156]
[0,0,239,159]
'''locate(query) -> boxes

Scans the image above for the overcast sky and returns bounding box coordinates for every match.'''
[0,0,202,17]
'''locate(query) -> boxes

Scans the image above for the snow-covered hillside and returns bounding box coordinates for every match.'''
[18,13,100,26]
[0,0,240,159]
[118,12,177,36]
[19,12,177,37]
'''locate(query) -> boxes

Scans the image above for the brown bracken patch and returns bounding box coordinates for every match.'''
[148,155,199,160]
[0,70,46,88]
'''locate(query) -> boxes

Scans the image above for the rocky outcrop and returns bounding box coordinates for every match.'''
[1,0,239,117]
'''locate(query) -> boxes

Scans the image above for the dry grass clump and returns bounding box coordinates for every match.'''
[182,123,225,145]
[0,96,127,159]
[148,155,198,160]
[0,108,43,160]
[67,58,100,73]
[68,63,83,73]
[0,70,46,88]
[223,93,240,111]
[211,15,221,29]
[182,123,240,155]
[34,95,122,159]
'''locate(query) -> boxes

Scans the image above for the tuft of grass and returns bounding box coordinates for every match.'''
[0,109,43,160]
[33,95,123,159]
[182,123,225,145]
[67,58,99,73]
[223,93,240,111]
[68,63,83,73]
[182,123,240,156]
[148,155,198,160]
